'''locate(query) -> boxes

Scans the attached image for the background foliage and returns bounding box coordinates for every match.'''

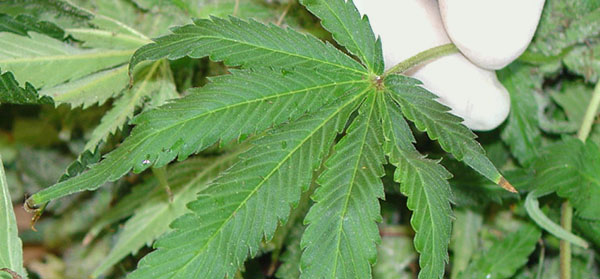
[0,0,599,278]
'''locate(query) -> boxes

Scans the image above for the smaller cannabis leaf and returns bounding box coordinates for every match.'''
[460,224,541,279]
[531,138,600,220]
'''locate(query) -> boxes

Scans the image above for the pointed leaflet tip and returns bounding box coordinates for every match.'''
[498,176,518,193]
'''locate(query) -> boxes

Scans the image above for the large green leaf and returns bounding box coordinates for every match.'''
[299,0,383,74]
[460,224,540,279]
[92,153,238,277]
[129,16,366,75]
[129,89,366,279]
[385,74,509,189]
[378,93,453,279]
[0,156,26,279]
[27,67,366,207]
[301,93,385,278]
[0,32,132,89]
[498,63,543,166]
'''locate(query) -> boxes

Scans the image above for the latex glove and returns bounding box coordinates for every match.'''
[352,0,545,131]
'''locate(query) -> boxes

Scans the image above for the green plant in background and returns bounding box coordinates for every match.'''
[0,0,599,279]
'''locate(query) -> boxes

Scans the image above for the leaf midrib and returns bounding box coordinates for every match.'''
[66,28,151,46]
[171,87,371,279]
[0,49,134,63]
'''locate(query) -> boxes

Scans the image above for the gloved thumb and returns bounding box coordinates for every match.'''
[439,0,546,70]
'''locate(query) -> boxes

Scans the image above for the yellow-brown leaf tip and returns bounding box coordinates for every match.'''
[499,176,518,193]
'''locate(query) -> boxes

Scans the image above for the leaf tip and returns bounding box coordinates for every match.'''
[498,176,518,193]
[24,198,46,231]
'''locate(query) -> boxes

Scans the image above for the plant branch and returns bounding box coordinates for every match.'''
[577,81,600,141]
[383,43,458,77]
[560,80,600,279]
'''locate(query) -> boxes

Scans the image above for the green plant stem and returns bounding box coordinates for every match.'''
[383,43,459,76]
[560,80,600,279]
[560,202,572,279]
[151,166,173,203]
[576,81,600,141]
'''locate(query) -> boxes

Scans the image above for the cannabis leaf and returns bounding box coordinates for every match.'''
[26,1,510,278]
[300,0,384,74]
[92,153,238,277]
[460,224,540,279]
[129,16,366,75]
[0,69,53,105]
[378,91,453,279]
[0,32,132,89]
[0,156,26,279]
[385,75,509,189]
[531,138,600,220]
[498,63,542,166]
[129,91,364,279]
[531,0,600,57]
[0,13,64,39]
[300,94,385,278]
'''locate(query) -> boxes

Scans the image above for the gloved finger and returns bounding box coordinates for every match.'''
[352,0,510,131]
[439,0,546,70]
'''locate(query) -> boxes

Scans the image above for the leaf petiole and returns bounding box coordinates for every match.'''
[383,43,459,77]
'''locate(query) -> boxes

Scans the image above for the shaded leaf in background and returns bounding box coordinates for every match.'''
[274,222,305,279]
[83,60,178,151]
[532,137,600,220]
[373,228,416,279]
[0,156,26,279]
[460,224,540,279]
[450,209,483,279]
[0,32,132,89]
[0,70,53,105]
[92,153,238,277]
[0,13,64,39]
[551,81,600,127]
[499,62,542,166]
[530,0,600,56]
[564,40,600,83]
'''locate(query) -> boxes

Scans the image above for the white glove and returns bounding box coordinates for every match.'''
[352,0,545,131]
